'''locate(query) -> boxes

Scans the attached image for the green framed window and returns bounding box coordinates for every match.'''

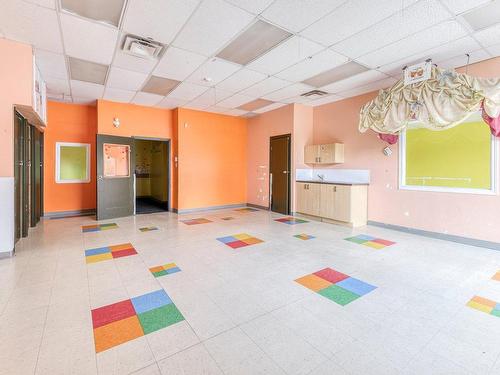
[56,142,90,183]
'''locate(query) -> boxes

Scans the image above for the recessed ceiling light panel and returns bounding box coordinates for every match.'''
[462,1,500,31]
[302,61,369,87]
[122,35,165,60]
[237,98,275,111]
[69,57,109,85]
[217,20,292,65]
[61,0,126,27]
[141,76,180,96]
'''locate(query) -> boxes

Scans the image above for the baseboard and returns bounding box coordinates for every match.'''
[0,248,15,259]
[176,203,246,214]
[44,209,96,219]
[246,203,269,210]
[368,221,500,251]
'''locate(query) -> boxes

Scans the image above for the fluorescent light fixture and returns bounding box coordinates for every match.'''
[61,0,126,27]
[69,57,109,85]
[237,98,275,111]
[217,20,292,65]
[302,61,369,87]
[141,76,180,96]
[462,0,500,31]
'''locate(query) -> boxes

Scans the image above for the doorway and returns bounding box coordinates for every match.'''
[269,134,291,215]
[134,138,169,214]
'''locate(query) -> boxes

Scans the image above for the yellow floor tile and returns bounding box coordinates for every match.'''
[86,253,113,264]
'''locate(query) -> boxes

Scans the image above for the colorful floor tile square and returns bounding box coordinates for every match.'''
[492,271,500,281]
[216,233,264,249]
[85,243,137,264]
[82,223,118,232]
[221,217,235,220]
[295,267,377,306]
[294,234,315,240]
[181,218,212,225]
[91,289,184,352]
[466,296,500,317]
[149,263,181,278]
[234,207,259,213]
[275,217,308,225]
[344,234,396,249]
[139,226,158,232]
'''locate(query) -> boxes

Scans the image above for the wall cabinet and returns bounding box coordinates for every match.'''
[296,182,367,227]
[304,143,344,164]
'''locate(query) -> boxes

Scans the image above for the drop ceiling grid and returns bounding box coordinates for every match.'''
[8,0,497,112]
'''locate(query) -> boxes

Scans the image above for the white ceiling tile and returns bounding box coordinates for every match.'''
[184,103,211,111]
[281,95,313,104]
[253,102,288,113]
[173,0,254,56]
[0,1,63,53]
[45,77,71,95]
[168,82,208,101]
[262,0,346,32]
[188,87,234,107]
[474,24,500,47]
[436,49,492,69]
[156,97,188,109]
[319,70,387,93]
[103,87,135,103]
[332,0,451,59]
[186,58,241,86]
[217,93,256,108]
[223,0,274,14]
[487,43,500,57]
[123,0,200,44]
[112,34,157,74]
[154,47,206,81]
[301,0,418,47]
[61,13,119,65]
[275,48,348,82]
[70,80,105,98]
[107,67,148,91]
[132,92,164,106]
[24,0,56,9]
[72,97,96,105]
[356,21,468,68]
[35,49,67,80]
[216,69,267,92]
[225,108,249,116]
[47,93,72,102]
[308,94,344,107]
[247,36,324,75]
[204,106,231,114]
[262,83,313,101]
[440,0,491,15]
[239,76,291,97]
[378,36,483,76]
[338,77,397,98]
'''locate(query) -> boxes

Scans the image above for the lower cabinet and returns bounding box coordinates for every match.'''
[296,182,367,227]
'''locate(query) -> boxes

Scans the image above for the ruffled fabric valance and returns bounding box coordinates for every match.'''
[359,66,500,136]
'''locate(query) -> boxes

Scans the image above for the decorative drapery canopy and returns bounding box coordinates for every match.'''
[359,66,500,137]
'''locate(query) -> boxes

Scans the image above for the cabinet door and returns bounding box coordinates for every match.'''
[295,183,309,214]
[319,144,334,163]
[295,182,320,216]
[304,145,319,164]
[332,185,351,222]
[319,184,334,218]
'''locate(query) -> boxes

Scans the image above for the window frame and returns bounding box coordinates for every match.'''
[55,142,91,184]
[399,126,499,196]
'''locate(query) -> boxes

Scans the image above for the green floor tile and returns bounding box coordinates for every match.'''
[318,284,360,306]
[345,237,368,244]
[490,309,500,317]
[153,270,168,278]
[138,304,184,334]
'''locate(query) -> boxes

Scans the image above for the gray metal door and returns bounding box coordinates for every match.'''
[97,134,135,220]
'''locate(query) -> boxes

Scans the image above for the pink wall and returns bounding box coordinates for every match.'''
[0,38,33,177]
[247,104,294,207]
[313,57,500,242]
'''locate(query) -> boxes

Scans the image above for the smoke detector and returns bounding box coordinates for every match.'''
[122,35,165,60]
[300,89,329,99]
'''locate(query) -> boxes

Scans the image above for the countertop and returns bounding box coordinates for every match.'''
[296,180,369,186]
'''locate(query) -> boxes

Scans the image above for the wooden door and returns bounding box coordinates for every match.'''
[97,135,135,220]
[269,134,291,215]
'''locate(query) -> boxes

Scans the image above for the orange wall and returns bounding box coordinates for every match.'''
[247,104,294,207]
[176,108,247,210]
[44,102,97,213]
[0,38,33,177]
[313,57,500,242]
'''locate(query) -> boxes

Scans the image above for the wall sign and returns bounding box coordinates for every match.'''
[404,60,432,86]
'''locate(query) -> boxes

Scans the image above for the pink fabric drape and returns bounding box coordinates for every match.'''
[378,133,399,145]
[482,101,500,137]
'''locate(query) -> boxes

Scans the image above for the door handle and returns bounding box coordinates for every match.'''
[334,186,337,192]
[282,170,288,174]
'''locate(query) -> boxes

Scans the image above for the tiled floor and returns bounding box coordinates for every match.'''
[2,208,500,374]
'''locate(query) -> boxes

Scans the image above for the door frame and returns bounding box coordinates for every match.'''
[132,137,171,213]
[269,134,291,215]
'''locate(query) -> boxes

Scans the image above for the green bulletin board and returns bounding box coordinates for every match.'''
[57,143,90,183]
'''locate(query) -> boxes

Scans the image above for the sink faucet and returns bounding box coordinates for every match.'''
[317,174,325,181]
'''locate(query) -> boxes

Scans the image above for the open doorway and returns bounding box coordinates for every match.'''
[134,138,170,214]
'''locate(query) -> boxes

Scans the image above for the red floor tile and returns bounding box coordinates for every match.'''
[314,268,349,284]
[92,299,136,329]
[112,248,138,258]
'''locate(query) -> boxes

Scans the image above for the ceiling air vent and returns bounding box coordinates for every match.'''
[301,90,328,99]
[122,35,165,60]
